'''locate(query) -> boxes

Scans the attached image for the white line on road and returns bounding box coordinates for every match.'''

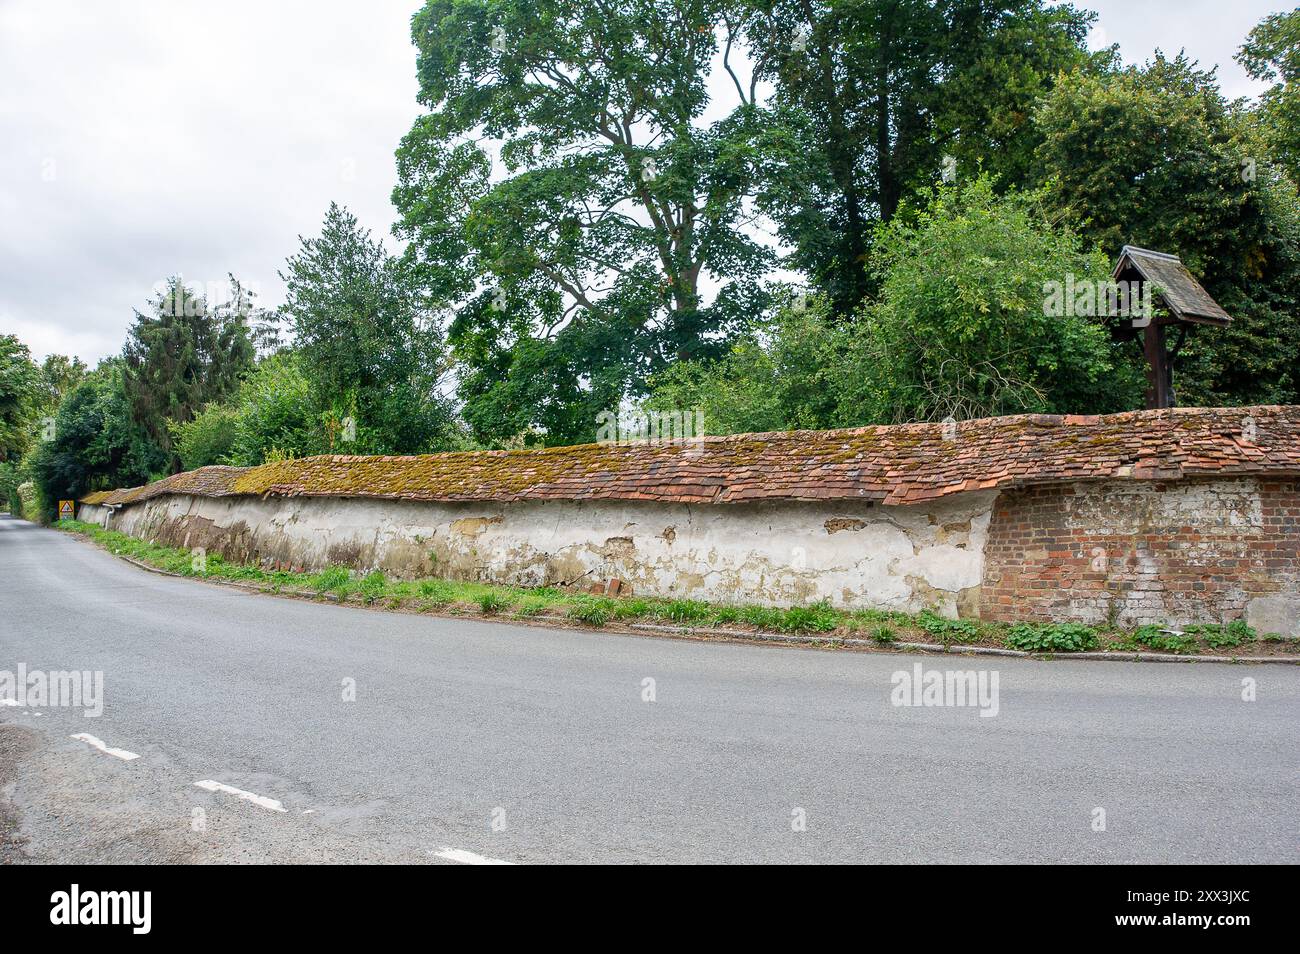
[70,733,140,761]
[432,846,515,865]
[193,779,288,813]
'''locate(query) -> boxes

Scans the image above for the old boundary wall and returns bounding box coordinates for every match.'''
[77,406,1300,634]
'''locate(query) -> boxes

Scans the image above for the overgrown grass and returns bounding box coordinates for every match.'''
[311,565,351,596]
[358,570,388,605]
[55,519,1292,655]
[870,625,897,644]
[778,601,839,634]
[657,599,711,625]
[416,578,456,605]
[515,595,551,617]
[566,597,613,626]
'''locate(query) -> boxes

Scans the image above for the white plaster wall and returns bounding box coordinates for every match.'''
[86,491,997,617]
[78,503,109,526]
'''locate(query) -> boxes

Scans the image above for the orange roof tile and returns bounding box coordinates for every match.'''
[81,406,1300,510]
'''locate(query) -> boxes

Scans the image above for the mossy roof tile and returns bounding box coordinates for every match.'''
[79,406,1300,510]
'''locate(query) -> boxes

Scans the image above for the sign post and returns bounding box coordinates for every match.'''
[58,500,75,521]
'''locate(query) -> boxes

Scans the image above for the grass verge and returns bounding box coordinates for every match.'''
[55,519,1295,657]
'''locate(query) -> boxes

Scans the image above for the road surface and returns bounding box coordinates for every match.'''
[1,513,1296,864]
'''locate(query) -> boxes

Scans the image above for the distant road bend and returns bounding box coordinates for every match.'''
[1,513,1296,864]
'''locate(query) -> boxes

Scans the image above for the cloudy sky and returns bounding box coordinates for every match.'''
[0,0,1289,364]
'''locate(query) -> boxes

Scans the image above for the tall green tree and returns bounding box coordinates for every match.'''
[645,297,843,433]
[28,362,167,519]
[1035,54,1300,406]
[37,354,89,416]
[648,179,1143,429]
[743,0,1105,315]
[123,277,256,469]
[394,0,777,445]
[840,178,1140,421]
[1238,8,1300,185]
[172,352,328,469]
[281,203,457,455]
[0,334,40,463]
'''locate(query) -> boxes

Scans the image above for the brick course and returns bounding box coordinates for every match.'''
[982,478,1300,628]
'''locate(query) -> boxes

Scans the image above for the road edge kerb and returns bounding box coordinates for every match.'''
[626,623,1297,664]
[85,539,1300,666]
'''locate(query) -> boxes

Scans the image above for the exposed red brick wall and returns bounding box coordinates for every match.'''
[982,478,1300,629]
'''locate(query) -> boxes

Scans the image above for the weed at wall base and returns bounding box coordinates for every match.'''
[52,520,1291,656]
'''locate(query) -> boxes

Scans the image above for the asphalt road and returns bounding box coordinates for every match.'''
[1,513,1296,864]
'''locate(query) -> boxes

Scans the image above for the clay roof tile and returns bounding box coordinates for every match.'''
[80,406,1300,509]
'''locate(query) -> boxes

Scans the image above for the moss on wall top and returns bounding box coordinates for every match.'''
[81,405,1300,510]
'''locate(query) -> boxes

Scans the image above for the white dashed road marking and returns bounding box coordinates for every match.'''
[194,779,288,813]
[432,846,515,865]
[70,733,140,761]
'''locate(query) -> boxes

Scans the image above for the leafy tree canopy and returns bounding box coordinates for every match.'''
[648,178,1143,430]
[0,334,41,463]
[28,361,167,518]
[123,276,256,469]
[842,177,1141,421]
[172,352,329,469]
[281,203,458,455]
[645,296,842,434]
[743,0,1106,315]
[395,0,778,445]
[1238,8,1300,184]
[37,354,89,416]
[1035,53,1300,406]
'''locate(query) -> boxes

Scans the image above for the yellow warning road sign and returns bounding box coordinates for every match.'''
[58,500,75,520]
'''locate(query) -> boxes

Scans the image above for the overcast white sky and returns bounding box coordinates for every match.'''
[0,0,1290,364]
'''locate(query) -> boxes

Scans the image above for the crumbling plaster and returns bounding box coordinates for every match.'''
[78,489,997,617]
